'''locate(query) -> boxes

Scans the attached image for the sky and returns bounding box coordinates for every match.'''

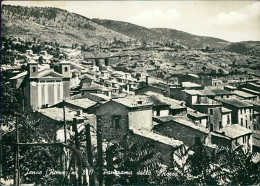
[2,1,260,42]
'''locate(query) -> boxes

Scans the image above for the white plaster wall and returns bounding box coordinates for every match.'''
[129,109,153,131]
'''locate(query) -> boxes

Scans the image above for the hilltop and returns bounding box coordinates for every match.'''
[92,19,229,49]
[2,4,260,59]
[1,5,130,47]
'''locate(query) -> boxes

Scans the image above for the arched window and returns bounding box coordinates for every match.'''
[64,67,68,72]
[32,67,36,72]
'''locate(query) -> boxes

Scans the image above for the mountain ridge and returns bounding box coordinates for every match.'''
[2,4,260,57]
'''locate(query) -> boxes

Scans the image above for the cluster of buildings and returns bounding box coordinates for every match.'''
[7,54,260,166]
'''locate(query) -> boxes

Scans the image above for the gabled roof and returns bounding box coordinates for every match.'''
[37,69,63,78]
[144,92,185,109]
[153,115,209,134]
[65,98,97,109]
[131,128,183,147]
[38,107,84,122]
[81,82,102,90]
[215,124,252,139]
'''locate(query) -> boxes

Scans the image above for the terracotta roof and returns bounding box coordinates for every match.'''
[215,124,252,139]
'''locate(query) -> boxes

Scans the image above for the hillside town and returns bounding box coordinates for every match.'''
[1,34,260,185]
[1,2,260,185]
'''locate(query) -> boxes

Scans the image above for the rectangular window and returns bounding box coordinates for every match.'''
[227,95,229,98]
[246,120,248,128]
[210,109,213,115]
[243,136,246,144]
[112,115,121,129]
[219,121,222,129]
[156,109,160,116]
[241,118,243,126]
[227,115,230,124]
[240,109,242,114]
[250,116,252,121]
[250,109,252,113]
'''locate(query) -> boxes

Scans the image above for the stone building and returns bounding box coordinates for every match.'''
[211,124,253,152]
[218,99,254,130]
[21,61,70,110]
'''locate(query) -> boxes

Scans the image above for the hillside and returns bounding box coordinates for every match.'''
[1,5,130,46]
[152,28,228,49]
[225,41,260,57]
[92,19,229,49]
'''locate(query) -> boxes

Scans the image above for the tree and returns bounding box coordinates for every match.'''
[104,131,163,185]
[218,68,224,75]
[202,66,206,73]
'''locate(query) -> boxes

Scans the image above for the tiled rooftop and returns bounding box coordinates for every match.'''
[181,82,202,88]
[219,98,253,108]
[65,98,97,109]
[113,95,153,108]
[154,115,209,134]
[187,107,208,118]
[233,90,257,98]
[144,92,186,109]
[241,88,260,95]
[131,128,183,147]
[38,107,84,122]
[215,124,252,139]
[210,89,234,95]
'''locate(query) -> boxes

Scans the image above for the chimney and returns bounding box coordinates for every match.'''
[146,76,149,85]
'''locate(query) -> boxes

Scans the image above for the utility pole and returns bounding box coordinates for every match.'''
[0,118,2,180]
[63,100,68,183]
[85,123,95,185]
[96,117,103,186]
[72,118,82,185]
[63,100,67,144]
[14,114,20,186]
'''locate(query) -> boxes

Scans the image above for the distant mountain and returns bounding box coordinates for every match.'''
[2,4,259,56]
[151,28,228,49]
[224,41,260,57]
[92,19,229,49]
[1,5,130,46]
